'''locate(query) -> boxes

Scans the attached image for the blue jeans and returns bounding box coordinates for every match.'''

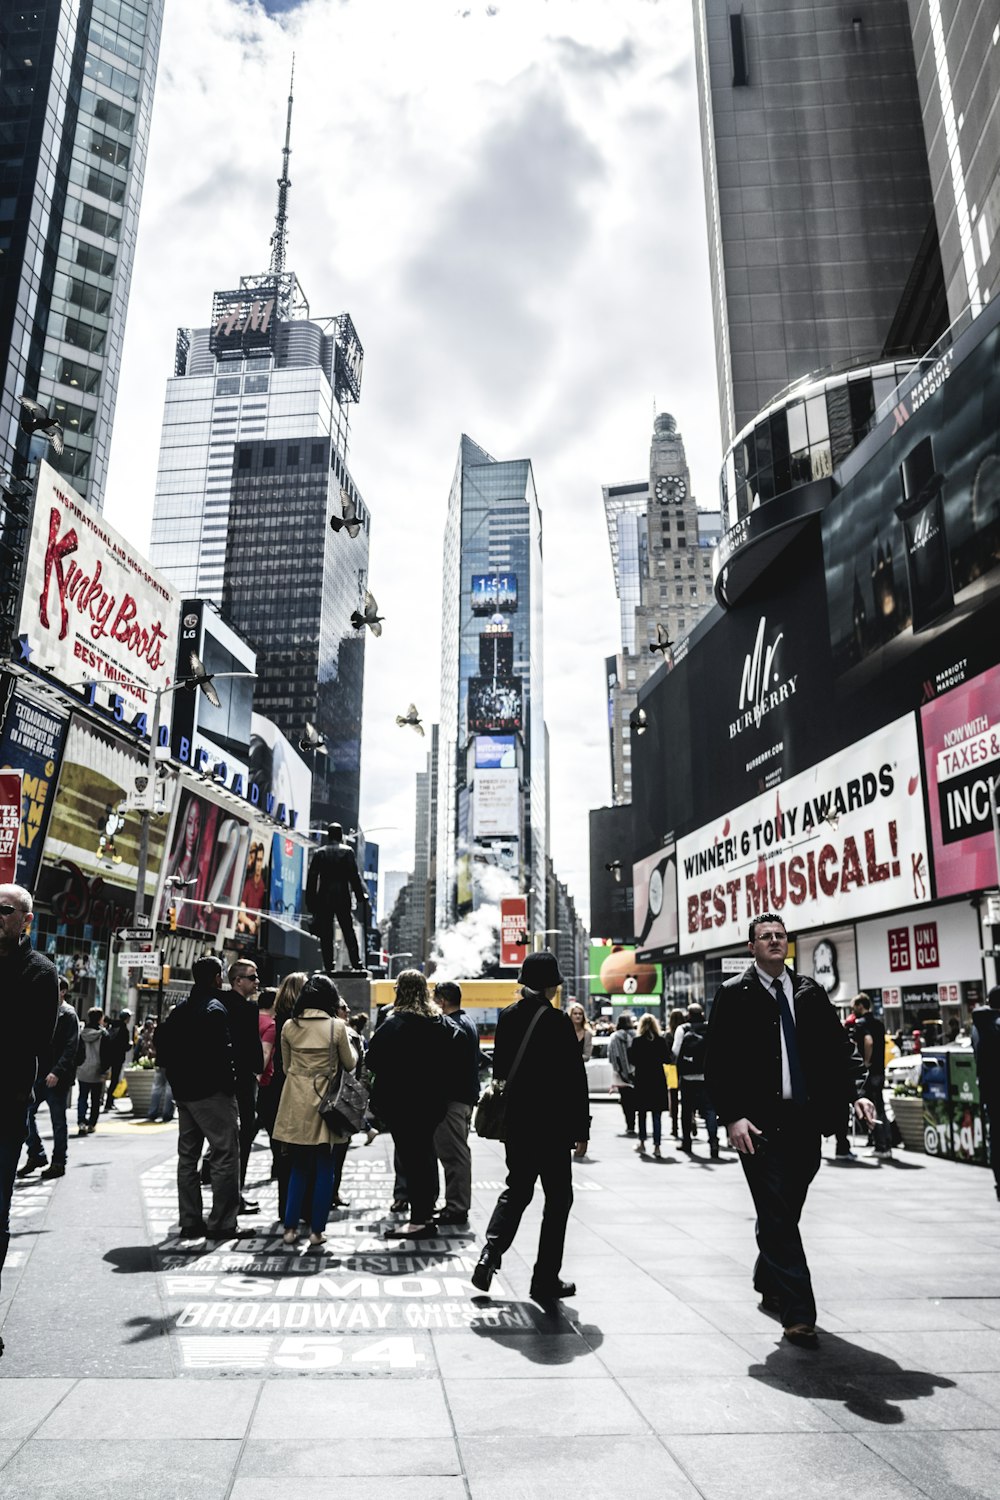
[77,1082,103,1129]
[147,1069,174,1121]
[285,1144,336,1234]
[26,1081,70,1165]
[638,1110,662,1147]
[681,1082,718,1147]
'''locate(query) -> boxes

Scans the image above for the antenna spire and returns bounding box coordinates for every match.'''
[269,56,295,278]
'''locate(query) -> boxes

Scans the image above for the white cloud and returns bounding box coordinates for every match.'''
[104,0,720,926]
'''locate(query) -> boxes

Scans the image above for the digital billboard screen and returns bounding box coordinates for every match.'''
[588,944,663,1002]
[471,573,517,614]
[920,663,1000,898]
[468,676,523,733]
[475,734,517,769]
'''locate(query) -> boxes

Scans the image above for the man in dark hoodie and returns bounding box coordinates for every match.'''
[0,883,59,1355]
[472,950,590,1303]
[19,976,80,1180]
[155,955,245,1241]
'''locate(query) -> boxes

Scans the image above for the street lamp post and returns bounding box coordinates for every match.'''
[387,951,413,978]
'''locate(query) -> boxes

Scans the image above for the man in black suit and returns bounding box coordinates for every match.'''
[705,912,874,1348]
[305,824,370,972]
[972,985,1000,1202]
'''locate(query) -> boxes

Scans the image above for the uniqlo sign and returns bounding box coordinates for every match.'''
[914,922,939,969]
[887,928,911,972]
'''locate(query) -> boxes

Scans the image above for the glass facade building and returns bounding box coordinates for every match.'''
[0,0,163,504]
[149,276,370,834]
[436,435,546,935]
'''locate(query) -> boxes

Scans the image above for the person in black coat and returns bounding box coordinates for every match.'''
[366,969,456,1237]
[630,1013,670,1158]
[705,912,874,1347]
[20,977,80,1179]
[972,985,1000,1202]
[306,823,370,972]
[472,950,590,1303]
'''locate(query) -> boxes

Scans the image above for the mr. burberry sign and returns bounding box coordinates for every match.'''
[19,462,180,715]
[676,716,931,955]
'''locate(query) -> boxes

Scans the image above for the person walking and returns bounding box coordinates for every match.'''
[632,1013,671,1158]
[568,1003,594,1060]
[271,971,308,1219]
[0,883,59,1355]
[608,1012,636,1136]
[102,1008,132,1110]
[273,974,357,1249]
[673,1003,719,1157]
[19,977,80,1180]
[852,994,891,1159]
[155,956,245,1243]
[305,823,370,972]
[472,950,589,1303]
[144,1021,175,1125]
[254,986,279,1143]
[705,913,874,1348]
[432,980,481,1228]
[75,1009,110,1135]
[666,1007,685,1138]
[972,985,1000,1202]
[224,958,265,1211]
[366,970,456,1238]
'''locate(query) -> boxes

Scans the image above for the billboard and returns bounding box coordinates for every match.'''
[588,943,663,1002]
[468,676,523,733]
[171,601,256,768]
[235,820,271,938]
[159,786,250,938]
[920,663,1000,898]
[270,831,304,920]
[632,840,678,956]
[249,713,312,827]
[473,769,519,838]
[856,902,982,986]
[471,573,517,614]
[500,896,528,967]
[0,771,21,883]
[479,631,513,677]
[475,734,517,770]
[0,686,67,888]
[19,461,181,719]
[677,716,930,955]
[589,803,634,943]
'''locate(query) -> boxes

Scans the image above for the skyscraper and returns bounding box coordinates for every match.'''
[149,73,371,831]
[436,436,546,937]
[692,1,941,448]
[0,0,164,504]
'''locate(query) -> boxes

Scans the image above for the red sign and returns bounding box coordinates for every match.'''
[0,771,22,884]
[500,897,528,969]
[887,927,911,972]
[914,921,939,969]
[920,663,1000,897]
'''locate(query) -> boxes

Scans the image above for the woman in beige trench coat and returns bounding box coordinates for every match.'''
[273,974,357,1247]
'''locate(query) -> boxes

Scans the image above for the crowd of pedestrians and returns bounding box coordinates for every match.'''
[8,869,1000,1363]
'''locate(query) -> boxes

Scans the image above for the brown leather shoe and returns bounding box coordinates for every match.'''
[783,1323,819,1349]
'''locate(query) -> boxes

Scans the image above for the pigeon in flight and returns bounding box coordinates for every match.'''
[18,396,64,456]
[605,860,622,883]
[330,488,362,538]
[298,721,328,754]
[629,707,647,736]
[395,704,425,736]
[351,590,383,636]
[649,623,671,660]
[186,651,222,708]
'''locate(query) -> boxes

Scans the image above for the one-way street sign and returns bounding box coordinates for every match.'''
[117,927,156,941]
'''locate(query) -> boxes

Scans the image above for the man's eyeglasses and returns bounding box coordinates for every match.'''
[754,930,786,943]
[0,904,23,917]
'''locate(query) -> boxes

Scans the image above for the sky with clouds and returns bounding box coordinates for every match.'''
[103,0,721,924]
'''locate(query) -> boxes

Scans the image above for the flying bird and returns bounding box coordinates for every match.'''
[18,396,64,456]
[649,623,672,660]
[164,874,197,890]
[298,721,328,754]
[186,651,222,708]
[629,707,647,736]
[395,704,425,736]
[330,488,362,538]
[605,860,622,883]
[351,590,383,636]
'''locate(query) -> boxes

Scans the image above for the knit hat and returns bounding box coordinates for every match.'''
[518,949,563,992]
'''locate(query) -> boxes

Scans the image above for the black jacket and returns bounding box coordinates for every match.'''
[222,991,264,1082]
[705,964,866,1137]
[493,991,590,1144]
[972,1006,1000,1097]
[44,1001,82,1087]
[366,1010,456,1125]
[631,1031,671,1111]
[306,843,367,912]
[155,984,237,1103]
[0,936,59,1141]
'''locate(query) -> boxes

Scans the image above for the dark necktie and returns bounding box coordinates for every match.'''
[771,974,808,1105]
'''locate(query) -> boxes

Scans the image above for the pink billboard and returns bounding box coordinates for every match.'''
[920,664,1000,897]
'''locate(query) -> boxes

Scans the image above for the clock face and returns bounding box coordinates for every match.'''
[655,475,687,504]
[649,866,663,916]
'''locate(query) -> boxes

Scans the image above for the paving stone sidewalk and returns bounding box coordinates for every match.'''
[2,1102,999,1499]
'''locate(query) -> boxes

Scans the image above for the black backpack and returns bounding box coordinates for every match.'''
[678,1022,708,1077]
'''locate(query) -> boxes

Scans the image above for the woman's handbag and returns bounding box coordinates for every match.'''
[315,1023,369,1135]
[474,1007,545,1140]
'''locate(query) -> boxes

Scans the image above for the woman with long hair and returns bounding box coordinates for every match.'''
[270,971,307,1218]
[632,1012,671,1159]
[272,974,357,1248]
[568,1002,594,1061]
[667,1006,686,1140]
[365,969,455,1238]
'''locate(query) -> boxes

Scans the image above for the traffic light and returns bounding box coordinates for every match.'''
[168,905,177,932]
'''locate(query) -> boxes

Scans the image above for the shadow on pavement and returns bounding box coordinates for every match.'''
[122,1313,180,1343]
[749,1332,955,1424]
[469,1305,604,1362]
[103,1245,158,1274]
